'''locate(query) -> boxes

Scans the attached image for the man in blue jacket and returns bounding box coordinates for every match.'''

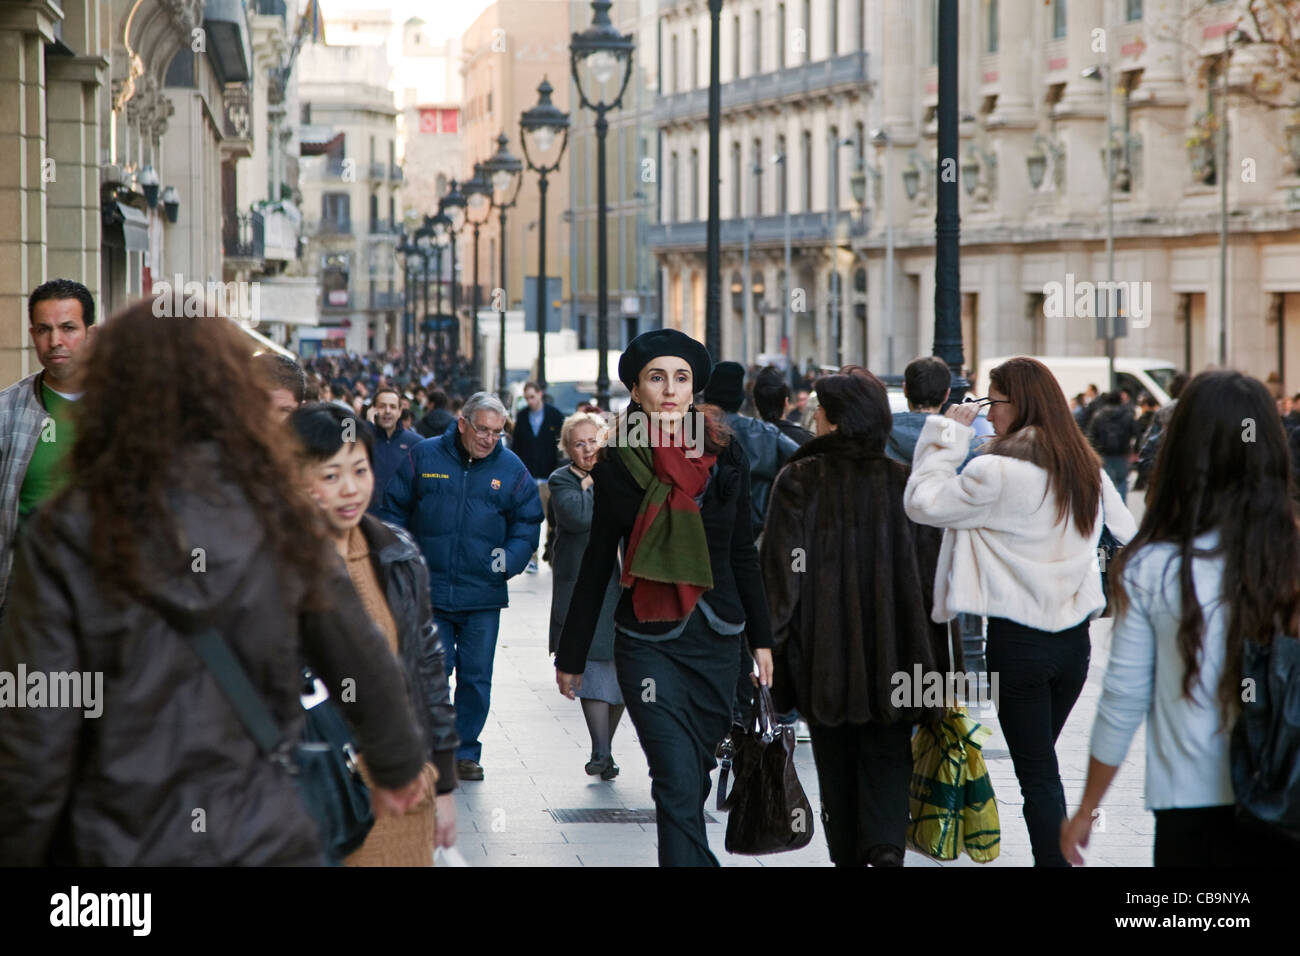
[365,385,423,514]
[380,391,543,781]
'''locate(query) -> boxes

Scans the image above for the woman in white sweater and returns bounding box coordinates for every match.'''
[904,356,1136,866]
[1061,371,1289,866]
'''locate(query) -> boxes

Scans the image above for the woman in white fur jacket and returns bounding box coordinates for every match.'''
[904,356,1136,867]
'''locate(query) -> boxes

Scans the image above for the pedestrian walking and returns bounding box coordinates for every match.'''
[254,351,307,424]
[0,302,428,865]
[554,328,774,867]
[512,382,565,574]
[886,355,982,468]
[904,356,1137,867]
[1061,370,1289,867]
[761,372,952,867]
[752,365,813,447]
[365,385,423,514]
[416,387,455,439]
[289,403,459,865]
[548,411,624,780]
[379,391,543,782]
[1087,391,1140,499]
[0,279,96,624]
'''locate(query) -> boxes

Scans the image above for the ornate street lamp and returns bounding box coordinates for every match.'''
[414,221,434,355]
[571,0,634,409]
[479,132,523,405]
[430,210,451,371]
[462,162,494,376]
[439,179,468,372]
[520,77,571,393]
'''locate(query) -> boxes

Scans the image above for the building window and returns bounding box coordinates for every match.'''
[858,0,866,51]
[929,0,939,65]
[828,125,839,210]
[986,0,998,53]
[690,147,700,219]
[829,0,838,56]
[801,130,813,211]
[802,0,812,63]
[776,134,787,212]
[730,141,741,218]
[732,14,741,79]
[752,138,763,216]
[753,10,762,73]
[670,151,679,221]
[777,4,785,70]
[671,33,678,93]
[487,91,492,114]
[369,193,379,232]
[1125,0,1143,20]
[1052,0,1066,39]
[691,27,699,88]
[322,192,350,228]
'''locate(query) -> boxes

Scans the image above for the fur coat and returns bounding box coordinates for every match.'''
[759,431,956,728]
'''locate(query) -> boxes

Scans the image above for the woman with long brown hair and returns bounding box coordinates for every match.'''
[0,301,428,865]
[1062,370,1290,866]
[904,356,1136,867]
[554,328,774,867]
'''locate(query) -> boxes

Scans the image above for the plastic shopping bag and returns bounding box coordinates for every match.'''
[907,708,1000,863]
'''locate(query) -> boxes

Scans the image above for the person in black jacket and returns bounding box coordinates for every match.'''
[753,365,813,447]
[513,382,565,572]
[289,403,460,861]
[555,329,774,867]
[415,387,455,439]
[0,303,428,866]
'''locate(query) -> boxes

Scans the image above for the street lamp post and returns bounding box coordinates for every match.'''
[773,150,792,384]
[481,132,523,405]
[829,136,854,369]
[463,163,494,379]
[704,0,723,362]
[431,210,451,373]
[415,220,434,357]
[1216,29,1251,368]
[933,0,967,400]
[439,180,467,374]
[571,0,634,410]
[520,77,571,394]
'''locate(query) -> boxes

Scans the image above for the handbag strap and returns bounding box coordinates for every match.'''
[186,626,290,762]
[716,683,778,811]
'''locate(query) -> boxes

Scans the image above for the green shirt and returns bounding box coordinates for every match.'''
[18,383,79,516]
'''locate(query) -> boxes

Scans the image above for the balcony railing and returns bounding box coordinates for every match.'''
[368,220,403,236]
[369,161,387,181]
[371,290,403,310]
[223,210,265,261]
[315,218,353,236]
[646,210,865,250]
[254,0,286,17]
[389,164,404,184]
[655,51,869,125]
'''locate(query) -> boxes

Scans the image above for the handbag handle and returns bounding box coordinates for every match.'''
[717,682,778,811]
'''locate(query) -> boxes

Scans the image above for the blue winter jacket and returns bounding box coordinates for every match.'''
[378,422,543,612]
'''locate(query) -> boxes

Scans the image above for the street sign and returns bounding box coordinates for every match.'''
[1095,288,1128,340]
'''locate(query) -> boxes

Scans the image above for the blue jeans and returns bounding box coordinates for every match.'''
[1102,455,1129,500]
[433,608,502,763]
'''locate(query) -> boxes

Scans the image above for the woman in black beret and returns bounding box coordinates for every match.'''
[555,329,774,867]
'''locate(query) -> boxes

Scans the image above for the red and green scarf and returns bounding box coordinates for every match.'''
[615,436,717,623]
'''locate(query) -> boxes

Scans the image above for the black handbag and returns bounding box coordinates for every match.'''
[184,628,374,864]
[1230,633,1300,844]
[1097,524,1120,618]
[716,683,815,855]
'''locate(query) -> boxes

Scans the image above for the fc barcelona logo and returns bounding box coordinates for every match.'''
[491,478,501,490]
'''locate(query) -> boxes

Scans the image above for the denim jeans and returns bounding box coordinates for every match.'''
[1101,455,1129,500]
[985,616,1090,867]
[433,608,503,763]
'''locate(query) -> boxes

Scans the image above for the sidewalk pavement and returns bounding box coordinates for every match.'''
[449,553,1155,867]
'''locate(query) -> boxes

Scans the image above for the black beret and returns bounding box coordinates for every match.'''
[618,328,713,392]
[702,360,745,412]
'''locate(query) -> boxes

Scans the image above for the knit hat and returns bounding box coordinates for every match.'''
[701,360,745,412]
[618,328,712,393]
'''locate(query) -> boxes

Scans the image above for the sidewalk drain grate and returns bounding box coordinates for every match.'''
[549,808,718,824]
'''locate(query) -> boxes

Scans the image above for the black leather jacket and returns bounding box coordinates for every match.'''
[725,412,799,541]
[360,514,459,792]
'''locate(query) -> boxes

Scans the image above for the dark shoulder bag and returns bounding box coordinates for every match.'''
[184,628,374,864]
[1230,633,1300,844]
[716,683,814,855]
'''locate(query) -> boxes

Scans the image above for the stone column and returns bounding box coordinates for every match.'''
[0,3,58,384]
[46,56,107,304]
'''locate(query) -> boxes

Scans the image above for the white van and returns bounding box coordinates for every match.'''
[974,356,1178,407]
[511,349,630,415]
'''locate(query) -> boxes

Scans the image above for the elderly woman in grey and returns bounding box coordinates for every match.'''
[548,411,624,779]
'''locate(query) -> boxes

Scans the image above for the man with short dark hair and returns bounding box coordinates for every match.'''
[253,352,307,424]
[753,365,812,447]
[510,381,564,573]
[366,385,423,514]
[0,279,97,616]
[887,356,956,465]
[416,387,455,438]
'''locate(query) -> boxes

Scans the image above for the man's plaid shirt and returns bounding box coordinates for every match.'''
[0,372,49,609]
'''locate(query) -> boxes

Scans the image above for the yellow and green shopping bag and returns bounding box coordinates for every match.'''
[907,707,1000,863]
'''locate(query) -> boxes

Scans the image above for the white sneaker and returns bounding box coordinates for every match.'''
[795,719,812,743]
[526,559,539,574]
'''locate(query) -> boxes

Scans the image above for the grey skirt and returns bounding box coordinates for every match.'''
[577,658,624,705]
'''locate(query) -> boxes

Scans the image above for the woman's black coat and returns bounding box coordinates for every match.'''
[359,514,459,792]
[759,431,959,727]
[555,434,773,675]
